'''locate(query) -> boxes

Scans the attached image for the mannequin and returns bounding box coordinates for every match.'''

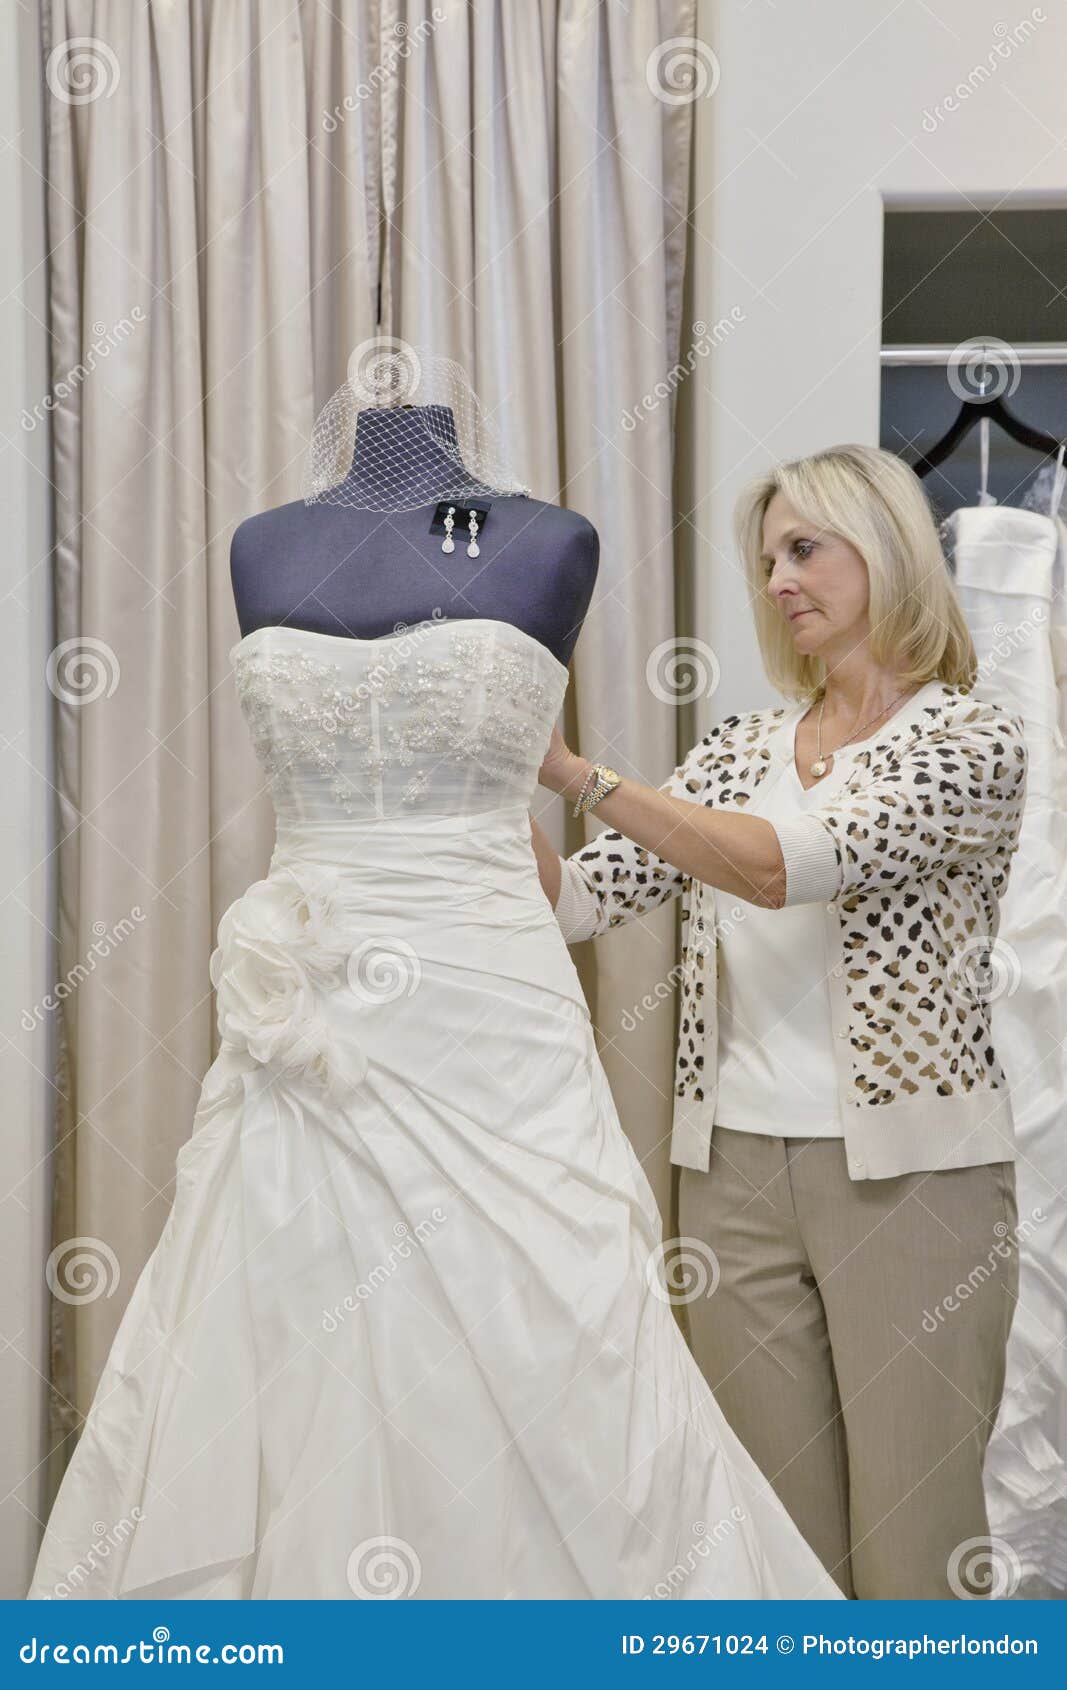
[230,406,599,668]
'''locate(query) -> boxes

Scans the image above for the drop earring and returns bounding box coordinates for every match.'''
[442,506,456,553]
[467,511,480,557]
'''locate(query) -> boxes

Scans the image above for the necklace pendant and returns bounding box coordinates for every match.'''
[810,757,829,778]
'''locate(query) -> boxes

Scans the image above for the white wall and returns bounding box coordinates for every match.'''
[683,0,1067,722]
[1,2,55,1596]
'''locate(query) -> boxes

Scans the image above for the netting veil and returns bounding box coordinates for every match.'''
[301,338,531,511]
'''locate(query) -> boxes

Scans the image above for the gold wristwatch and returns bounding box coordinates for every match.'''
[572,762,622,817]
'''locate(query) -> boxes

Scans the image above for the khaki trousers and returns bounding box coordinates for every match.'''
[677,1129,1018,1599]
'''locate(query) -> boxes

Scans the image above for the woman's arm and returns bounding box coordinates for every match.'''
[539,726,787,910]
[530,728,709,940]
[530,790,690,941]
[537,701,1028,916]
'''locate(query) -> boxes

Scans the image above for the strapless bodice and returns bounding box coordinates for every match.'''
[231,617,569,824]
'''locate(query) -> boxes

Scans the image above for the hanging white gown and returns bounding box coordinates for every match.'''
[26,618,844,1601]
[945,504,1067,1598]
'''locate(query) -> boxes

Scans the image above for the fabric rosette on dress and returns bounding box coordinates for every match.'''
[209,863,369,1099]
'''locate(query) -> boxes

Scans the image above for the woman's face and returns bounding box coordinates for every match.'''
[760,489,871,664]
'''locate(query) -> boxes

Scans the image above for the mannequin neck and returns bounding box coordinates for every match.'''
[342,404,485,503]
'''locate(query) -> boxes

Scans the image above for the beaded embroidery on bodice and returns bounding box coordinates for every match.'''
[231,618,569,822]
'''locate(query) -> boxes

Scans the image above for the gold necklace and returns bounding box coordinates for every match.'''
[809,685,917,779]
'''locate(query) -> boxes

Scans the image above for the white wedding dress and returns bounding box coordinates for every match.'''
[28,617,842,1601]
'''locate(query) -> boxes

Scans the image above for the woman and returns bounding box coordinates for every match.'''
[532,444,1028,1600]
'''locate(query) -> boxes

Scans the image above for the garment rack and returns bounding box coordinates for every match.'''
[882,342,1067,366]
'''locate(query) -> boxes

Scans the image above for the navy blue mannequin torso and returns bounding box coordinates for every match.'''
[230,408,599,669]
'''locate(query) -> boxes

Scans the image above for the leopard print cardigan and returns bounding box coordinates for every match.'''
[552,684,1029,1181]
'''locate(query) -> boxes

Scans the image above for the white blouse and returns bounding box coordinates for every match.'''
[713,741,861,1138]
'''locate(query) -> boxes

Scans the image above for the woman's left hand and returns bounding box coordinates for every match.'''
[539,725,588,799]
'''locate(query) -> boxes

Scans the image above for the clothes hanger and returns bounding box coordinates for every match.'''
[910,349,1066,480]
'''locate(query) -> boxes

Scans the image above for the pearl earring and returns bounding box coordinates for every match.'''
[467,512,480,557]
[442,506,456,553]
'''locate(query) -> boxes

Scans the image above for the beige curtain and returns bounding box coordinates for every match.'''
[43,0,696,1489]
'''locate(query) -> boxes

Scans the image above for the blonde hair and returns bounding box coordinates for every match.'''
[733,443,977,702]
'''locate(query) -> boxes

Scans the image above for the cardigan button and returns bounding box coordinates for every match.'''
[849,1155,865,1173]
[832,964,843,978]
[837,1027,848,1039]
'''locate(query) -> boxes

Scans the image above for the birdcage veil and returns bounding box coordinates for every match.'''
[301,337,531,510]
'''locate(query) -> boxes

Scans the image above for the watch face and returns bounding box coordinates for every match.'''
[599,767,621,783]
